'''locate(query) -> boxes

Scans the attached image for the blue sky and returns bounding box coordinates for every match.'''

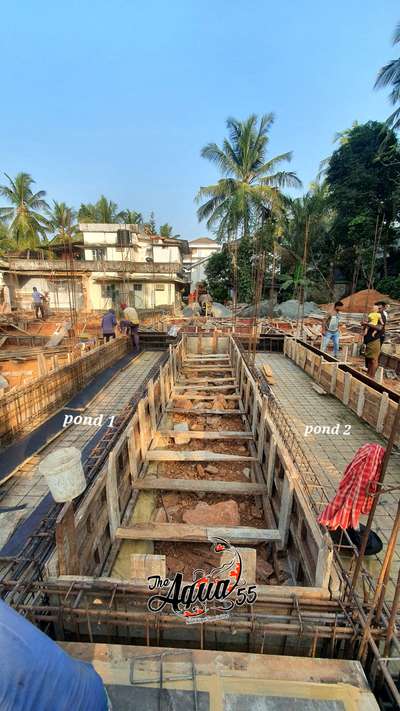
[1,0,399,239]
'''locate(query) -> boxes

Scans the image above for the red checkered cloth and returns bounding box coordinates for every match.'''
[317,443,385,530]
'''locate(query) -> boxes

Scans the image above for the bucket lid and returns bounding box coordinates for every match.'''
[38,446,82,474]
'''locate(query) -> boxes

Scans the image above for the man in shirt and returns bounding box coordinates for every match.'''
[321,301,344,358]
[32,286,45,319]
[119,302,140,353]
[374,300,389,347]
[101,308,117,343]
[0,599,109,710]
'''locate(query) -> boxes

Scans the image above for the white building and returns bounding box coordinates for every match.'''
[3,225,189,313]
[183,237,221,290]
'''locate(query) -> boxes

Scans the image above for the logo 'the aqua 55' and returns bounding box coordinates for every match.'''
[147,538,257,623]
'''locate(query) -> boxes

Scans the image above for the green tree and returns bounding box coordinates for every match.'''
[78,195,122,223]
[196,114,301,243]
[375,22,400,129]
[0,172,49,248]
[144,211,157,235]
[120,210,143,224]
[204,248,232,302]
[325,121,400,289]
[159,223,173,237]
[47,201,78,242]
[0,220,15,254]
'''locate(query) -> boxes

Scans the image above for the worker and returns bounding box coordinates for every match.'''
[199,292,212,316]
[0,598,110,710]
[119,302,140,353]
[363,304,382,340]
[101,308,117,343]
[362,316,383,380]
[32,286,45,320]
[374,300,389,347]
[321,301,344,358]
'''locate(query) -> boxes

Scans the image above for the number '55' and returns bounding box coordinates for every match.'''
[236,585,257,605]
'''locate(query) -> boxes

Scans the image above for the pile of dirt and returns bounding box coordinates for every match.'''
[322,289,400,314]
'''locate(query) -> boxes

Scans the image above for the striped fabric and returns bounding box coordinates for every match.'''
[318,443,385,530]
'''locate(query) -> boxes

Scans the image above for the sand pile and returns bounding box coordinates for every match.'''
[322,289,400,314]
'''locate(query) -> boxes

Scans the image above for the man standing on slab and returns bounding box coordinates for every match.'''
[119,302,140,353]
[321,301,344,358]
[32,286,45,320]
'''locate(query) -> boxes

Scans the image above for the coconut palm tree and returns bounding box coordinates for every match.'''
[78,195,123,223]
[375,22,400,129]
[47,201,78,242]
[0,172,49,248]
[120,209,143,225]
[196,114,301,242]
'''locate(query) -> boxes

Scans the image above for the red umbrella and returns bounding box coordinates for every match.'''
[318,443,385,530]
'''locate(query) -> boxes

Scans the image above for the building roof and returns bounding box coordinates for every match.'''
[189,237,219,246]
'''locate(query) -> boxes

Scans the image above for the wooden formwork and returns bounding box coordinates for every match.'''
[284,336,400,445]
[53,334,332,613]
[0,337,130,445]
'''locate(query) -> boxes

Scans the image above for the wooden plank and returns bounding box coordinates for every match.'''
[116,523,281,543]
[132,477,267,495]
[185,354,229,361]
[166,408,242,416]
[257,398,268,462]
[106,450,121,541]
[266,437,277,496]
[174,384,236,391]
[343,372,352,406]
[356,384,366,417]
[157,430,253,440]
[377,392,389,433]
[177,377,235,384]
[182,366,233,372]
[137,400,147,460]
[127,426,138,483]
[55,503,80,575]
[173,394,239,401]
[147,378,157,432]
[131,554,166,581]
[146,449,256,462]
[159,365,166,409]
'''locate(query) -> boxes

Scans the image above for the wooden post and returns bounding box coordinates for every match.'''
[356,384,366,418]
[266,437,277,496]
[127,426,138,483]
[257,399,268,462]
[137,400,148,460]
[55,503,80,575]
[315,535,333,589]
[352,342,359,357]
[330,363,338,395]
[377,392,389,433]
[106,450,121,541]
[278,475,294,548]
[147,378,157,432]
[251,390,258,436]
[343,372,352,406]
[159,365,166,410]
[376,366,384,384]
[342,345,349,363]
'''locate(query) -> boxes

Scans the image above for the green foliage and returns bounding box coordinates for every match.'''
[204,248,232,302]
[144,211,157,235]
[0,172,50,248]
[47,201,78,242]
[196,114,301,242]
[325,120,400,287]
[376,276,400,300]
[120,210,143,224]
[375,22,400,130]
[78,195,123,223]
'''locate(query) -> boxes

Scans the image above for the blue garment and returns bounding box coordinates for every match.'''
[322,330,340,356]
[0,600,107,711]
[101,311,117,334]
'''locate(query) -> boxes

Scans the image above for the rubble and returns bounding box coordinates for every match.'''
[182,500,240,526]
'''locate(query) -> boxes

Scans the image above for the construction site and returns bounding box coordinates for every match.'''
[1,242,400,711]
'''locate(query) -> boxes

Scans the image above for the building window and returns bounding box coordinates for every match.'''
[101,284,120,302]
[155,284,166,291]
[133,284,143,292]
[92,248,106,260]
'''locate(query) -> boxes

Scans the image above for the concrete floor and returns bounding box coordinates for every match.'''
[0,350,162,548]
[256,352,400,600]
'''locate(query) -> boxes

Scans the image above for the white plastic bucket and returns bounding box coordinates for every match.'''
[39,447,86,502]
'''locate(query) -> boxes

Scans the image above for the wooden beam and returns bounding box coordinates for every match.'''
[166,408,242,416]
[182,366,233,372]
[146,450,256,462]
[106,451,121,541]
[55,502,80,575]
[157,429,253,440]
[173,394,239,400]
[174,384,236,391]
[377,392,389,433]
[185,355,229,361]
[147,378,157,432]
[177,377,235,384]
[116,523,281,543]
[132,477,266,495]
